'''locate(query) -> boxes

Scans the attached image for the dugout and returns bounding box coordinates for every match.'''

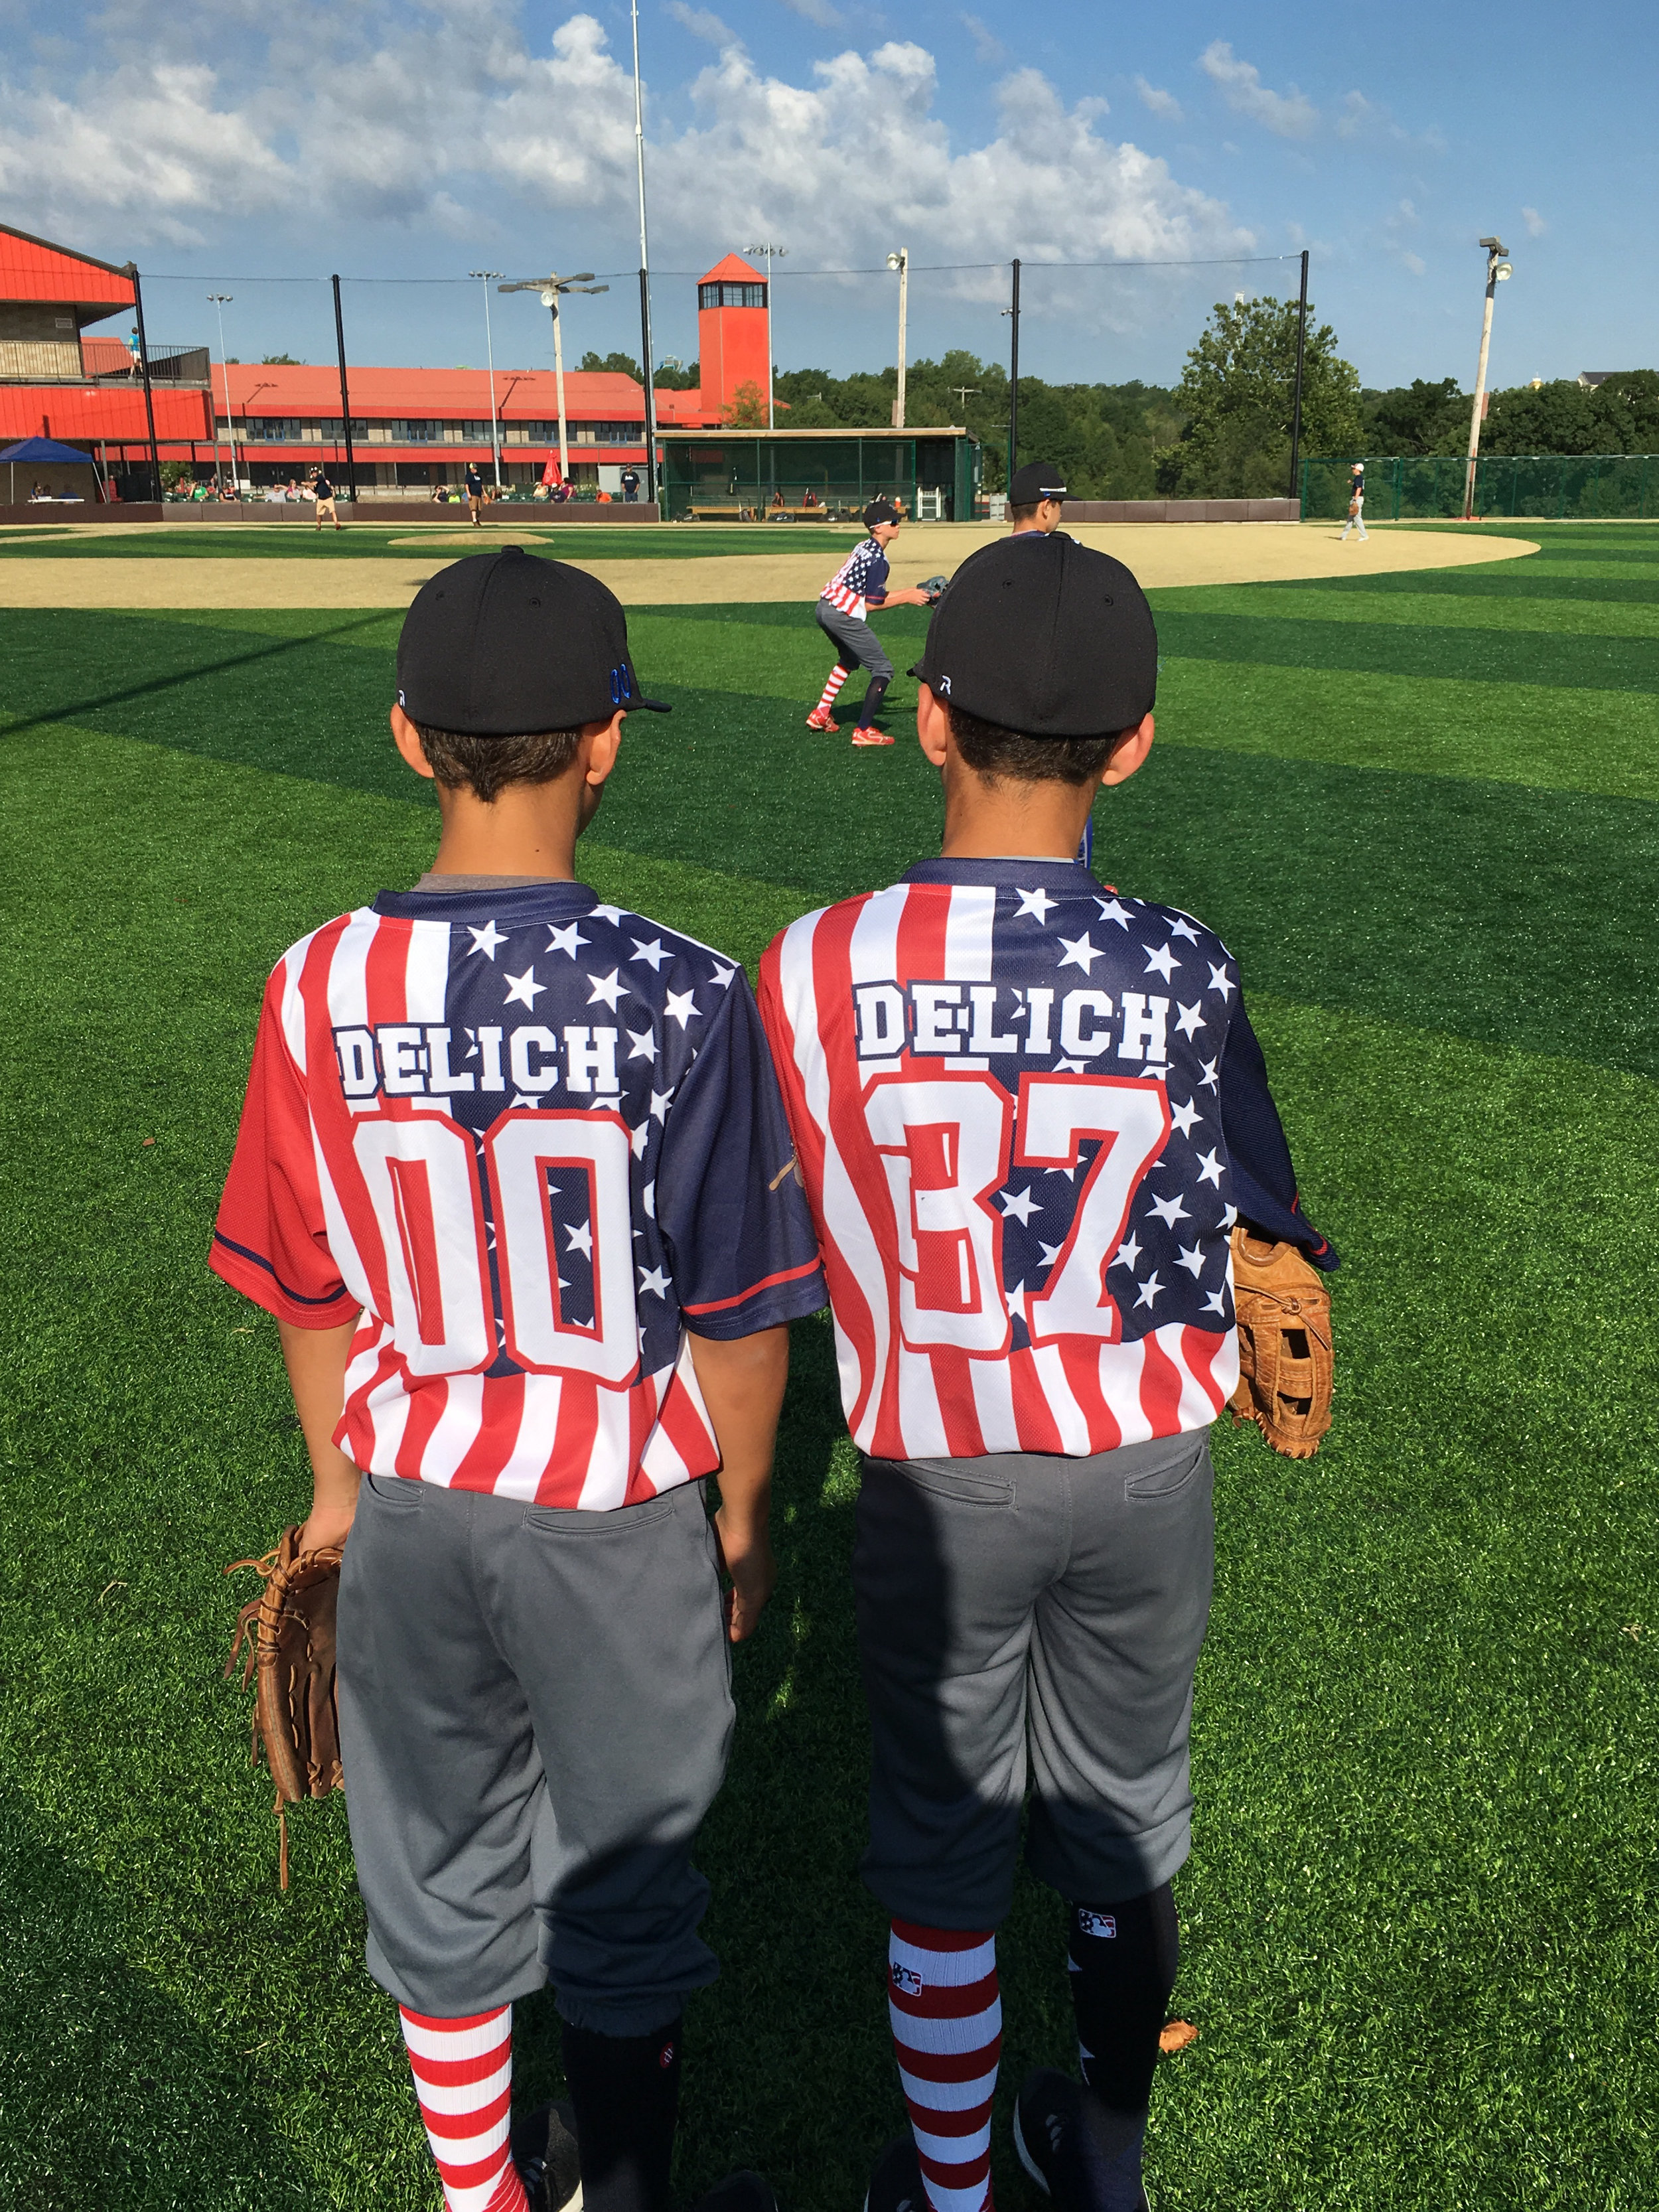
[658,427,980,522]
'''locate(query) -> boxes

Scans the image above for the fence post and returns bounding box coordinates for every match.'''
[1287,248,1309,501]
[1393,455,1402,521]
[331,275,358,503]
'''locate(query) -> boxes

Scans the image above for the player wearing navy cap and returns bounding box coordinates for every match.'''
[212,547,826,2212]
[1008,459,1069,537]
[758,534,1335,2212]
[806,499,935,747]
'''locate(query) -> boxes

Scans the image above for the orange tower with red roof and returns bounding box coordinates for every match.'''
[695,254,770,422]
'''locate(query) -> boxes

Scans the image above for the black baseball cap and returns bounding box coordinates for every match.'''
[396,547,668,735]
[1009,461,1068,504]
[863,500,899,528]
[909,534,1157,737]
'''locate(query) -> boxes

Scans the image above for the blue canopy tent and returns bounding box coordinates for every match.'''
[2,435,102,505]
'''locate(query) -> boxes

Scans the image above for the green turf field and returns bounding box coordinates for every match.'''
[0,522,856,559]
[3,521,1656,2210]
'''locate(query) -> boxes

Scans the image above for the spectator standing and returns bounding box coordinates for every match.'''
[465,461,487,528]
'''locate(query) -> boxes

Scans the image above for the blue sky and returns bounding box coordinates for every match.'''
[0,0,1652,392]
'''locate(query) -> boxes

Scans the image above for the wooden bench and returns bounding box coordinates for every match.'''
[689,503,750,520]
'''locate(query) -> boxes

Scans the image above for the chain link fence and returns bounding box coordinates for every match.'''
[1301,454,1659,523]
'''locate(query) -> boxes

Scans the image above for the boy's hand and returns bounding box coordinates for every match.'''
[713,1509,777,1642]
[297,1493,359,1556]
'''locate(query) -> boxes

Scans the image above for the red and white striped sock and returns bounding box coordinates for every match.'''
[888,1921,1001,2212]
[399,2003,528,2212]
[814,665,850,716]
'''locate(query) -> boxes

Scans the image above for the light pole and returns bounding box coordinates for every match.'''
[746,243,787,428]
[949,384,979,416]
[631,0,659,504]
[470,270,506,486]
[886,248,909,429]
[208,293,238,490]
[1463,236,1512,520]
[500,274,610,487]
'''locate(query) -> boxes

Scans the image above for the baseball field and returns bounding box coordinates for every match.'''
[3,516,1656,2211]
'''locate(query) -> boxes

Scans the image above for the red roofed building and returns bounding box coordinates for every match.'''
[0,223,213,490]
[694,253,770,421]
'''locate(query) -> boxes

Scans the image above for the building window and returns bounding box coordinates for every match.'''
[392,420,444,443]
[244,418,303,442]
[699,282,766,310]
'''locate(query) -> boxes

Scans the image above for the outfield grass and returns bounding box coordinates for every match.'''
[3,521,1657,2211]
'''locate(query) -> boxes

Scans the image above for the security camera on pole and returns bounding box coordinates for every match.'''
[498,272,611,488]
[1463,237,1512,520]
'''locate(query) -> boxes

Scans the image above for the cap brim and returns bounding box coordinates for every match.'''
[627,695,672,713]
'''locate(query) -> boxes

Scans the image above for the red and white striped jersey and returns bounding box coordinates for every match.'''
[212,883,826,1507]
[820,536,891,619]
[757,857,1333,1464]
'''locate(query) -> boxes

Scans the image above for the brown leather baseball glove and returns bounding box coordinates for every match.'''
[224,1526,344,1887]
[1226,1224,1333,1458]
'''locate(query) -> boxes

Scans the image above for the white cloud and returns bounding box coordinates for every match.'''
[1402,252,1425,276]
[1522,205,1546,237]
[1198,40,1316,138]
[0,7,1252,292]
[1133,75,1182,121]
[962,13,1005,66]
[776,0,843,27]
[668,3,741,49]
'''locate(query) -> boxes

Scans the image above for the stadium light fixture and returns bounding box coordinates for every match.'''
[501,274,610,486]
[1463,237,1512,519]
[747,243,787,428]
[887,248,909,429]
[470,271,506,486]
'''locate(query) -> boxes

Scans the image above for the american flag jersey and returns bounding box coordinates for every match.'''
[213,883,826,1507]
[757,857,1333,1463]
[821,536,891,618]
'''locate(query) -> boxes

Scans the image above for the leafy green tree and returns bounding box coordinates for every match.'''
[722,380,768,428]
[1362,378,1467,457]
[651,358,700,391]
[580,348,644,381]
[1155,295,1362,496]
[260,353,303,365]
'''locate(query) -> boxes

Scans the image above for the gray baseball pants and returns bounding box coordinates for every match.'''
[816,600,894,721]
[853,1430,1215,1928]
[336,1471,734,2033]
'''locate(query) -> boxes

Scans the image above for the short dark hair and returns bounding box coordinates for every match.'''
[947,701,1121,787]
[1008,502,1041,524]
[413,720,583,804]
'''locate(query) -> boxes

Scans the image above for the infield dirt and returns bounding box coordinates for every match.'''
[0,522,1536,609]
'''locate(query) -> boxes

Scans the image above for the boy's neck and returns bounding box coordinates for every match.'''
[940,781,1094,862]
[426,784,585,881]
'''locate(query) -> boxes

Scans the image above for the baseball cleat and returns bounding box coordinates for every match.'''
[861,2133,925,2212]
[805,709,837,731]
[1013,2068,1151,2212]
[688,2174,778,2212]
[512,2099,583,2212]
[851,729,894,747]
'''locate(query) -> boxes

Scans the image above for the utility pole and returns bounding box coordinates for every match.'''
[208,293,236,492]
[1463,237,1512,519]
[470,271,506,486]
[1287,248,1309,504]
[747,243,788,428]
[500,275,610,489]
[887,247,909,428]
[330,276,357,502]
[125,266,163,504]
[631,0,658,504]
[1007,258,1021,490]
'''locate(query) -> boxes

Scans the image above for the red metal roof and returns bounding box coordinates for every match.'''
[0,224,133,313]
[219,363,656,420]
[0,384,212,443]
[697,252,764,285]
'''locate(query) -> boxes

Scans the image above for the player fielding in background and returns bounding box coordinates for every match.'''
[807,499,934,745]
[1340,461,1368,540]
[759,535,1336,2212]
[210,548,826,2212]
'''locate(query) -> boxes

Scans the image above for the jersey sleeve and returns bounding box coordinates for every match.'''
[655,973,828,1338]
[210,968,360,1327]
[1218,990,1338,1272]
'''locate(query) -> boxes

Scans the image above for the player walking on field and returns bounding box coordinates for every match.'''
[212,548,826,2212]
[758,536,1336,2212]
[807,499,933,745]
[313,470,342,532]
[1340,461,1367,540]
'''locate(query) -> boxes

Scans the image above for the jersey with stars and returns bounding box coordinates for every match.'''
[758,855,1333,1464]
[212,881,826,1509]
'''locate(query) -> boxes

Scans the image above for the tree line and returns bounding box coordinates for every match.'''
[584,336,1659,498]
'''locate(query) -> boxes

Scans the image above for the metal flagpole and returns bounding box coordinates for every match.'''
[1463,238,1511,520]
[632,0,659,505]
[1287,248,1309,503]
[886,248,909,428]
[331,276,358,502]
[471,271,505,486]
[126,266,163,504]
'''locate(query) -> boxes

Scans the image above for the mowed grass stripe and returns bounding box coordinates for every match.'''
[1154,583,1659,639]
[3,720,1656,2209]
